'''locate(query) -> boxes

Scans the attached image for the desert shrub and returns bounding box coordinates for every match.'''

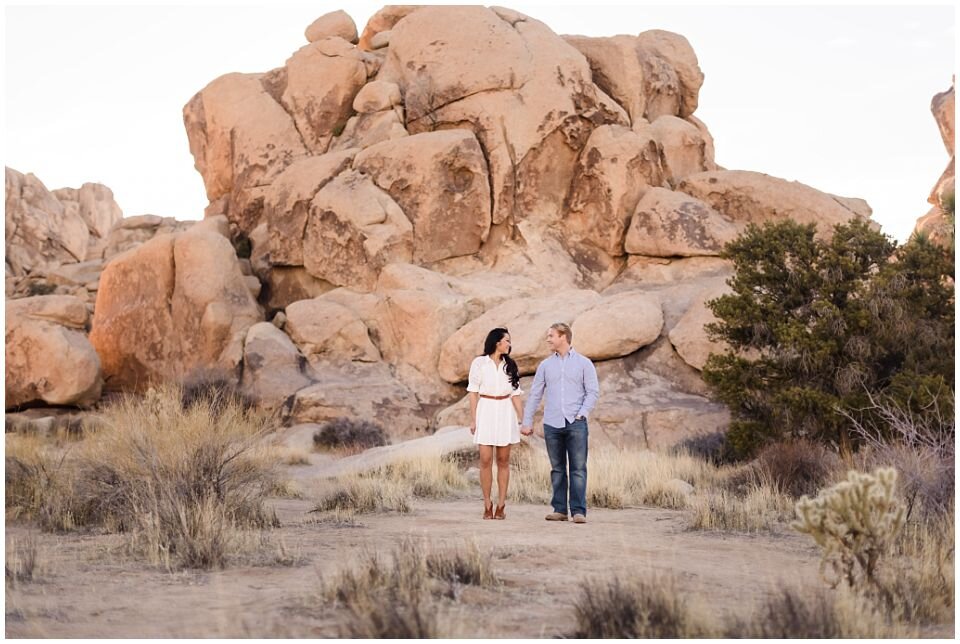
[702,219,954,456]
[313,477,412,514]
[751,438,841,498]
[793,467,906,590]
[880,513,955,626]
[180,370,256,415]
[571,575,710,638]
[672,431,737,465]
[25,281,56,296]
[5,434,90,531]
[846,391,954,521]
[7,385,279,569]
[312,418,387,451]
[729,585,907,638]
[324,539,497,636]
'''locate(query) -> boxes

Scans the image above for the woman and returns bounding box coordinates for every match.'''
[467,328,524,520]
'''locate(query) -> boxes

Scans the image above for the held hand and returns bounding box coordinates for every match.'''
[520,425,533,436]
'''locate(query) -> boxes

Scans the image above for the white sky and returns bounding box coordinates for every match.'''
[4,2,956,242]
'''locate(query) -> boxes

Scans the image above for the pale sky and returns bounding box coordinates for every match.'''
[4,2,956,242]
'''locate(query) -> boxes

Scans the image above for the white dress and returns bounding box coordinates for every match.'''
[466,355,523,446]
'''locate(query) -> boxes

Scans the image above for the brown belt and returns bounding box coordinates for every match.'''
[479,394,511,400]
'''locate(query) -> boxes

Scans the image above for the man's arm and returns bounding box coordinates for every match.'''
[521,363,546,428]
[577,358,600,419]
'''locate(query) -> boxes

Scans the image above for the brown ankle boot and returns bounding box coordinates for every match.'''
[483,502,494,520]
[494,503,506,520]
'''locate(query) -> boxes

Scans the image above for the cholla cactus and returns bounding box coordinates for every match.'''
[792,467,906,589]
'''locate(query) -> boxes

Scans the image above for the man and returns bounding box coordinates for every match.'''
[520,322,599,524]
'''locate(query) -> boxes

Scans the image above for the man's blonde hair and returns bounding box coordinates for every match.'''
[550,322,573,343]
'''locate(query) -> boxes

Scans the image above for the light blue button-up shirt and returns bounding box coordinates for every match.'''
[522,348,599,428]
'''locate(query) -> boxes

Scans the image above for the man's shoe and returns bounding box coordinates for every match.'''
[545,512,569,521]
[572,514,587,524]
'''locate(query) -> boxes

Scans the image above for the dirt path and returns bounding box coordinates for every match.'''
[6,496,827,638]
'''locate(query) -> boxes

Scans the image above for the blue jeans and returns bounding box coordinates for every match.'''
[544,418,588,516]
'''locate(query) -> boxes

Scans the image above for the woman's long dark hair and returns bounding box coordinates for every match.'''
[482,327,520,389]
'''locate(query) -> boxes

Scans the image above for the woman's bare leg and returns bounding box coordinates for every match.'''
[495,444,512,506]
[479,445,494,508]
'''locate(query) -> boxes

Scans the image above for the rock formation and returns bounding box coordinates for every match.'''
[6,6,880,449]
[913,80,955,246]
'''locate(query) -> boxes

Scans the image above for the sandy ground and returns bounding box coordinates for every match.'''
[5,492,845,639]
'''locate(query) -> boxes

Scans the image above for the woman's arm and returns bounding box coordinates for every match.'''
[468,392,479,434]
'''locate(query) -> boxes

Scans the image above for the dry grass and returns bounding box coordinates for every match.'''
[323,538,498,637]
[730,584,916,638]
[571,574,714,638]
[5,384,280,569]
[688,485,795,532]
[312,477,412,514]
[5,533,42,586]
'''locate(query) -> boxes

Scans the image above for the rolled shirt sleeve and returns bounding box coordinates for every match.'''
[466,357,482,393]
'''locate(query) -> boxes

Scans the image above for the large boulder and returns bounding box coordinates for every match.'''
[572,291,664,360]
[357,5,421,51]
[564,30,704,125]
[5,295,102,408]
[51,183,123,241]
[565,124,663,256]
[301,170,413,290]
[289,360,430,438]
[284,298,380,363]
[100,214,193,261]
[240,322,314,410]
[931,83,955,157]
[625,187,739,257]
[183,72,309,233]
[280,37,368,154]
[265,149,357,267]
[90,221,262,391]
[438,290,602,382]
[677,170,868,236]
[667,284,731,371]
[354,130,491,264]
[377,5,627,231]
[5,167,90,275]
[304,10,357,44]
[647,115,716,185]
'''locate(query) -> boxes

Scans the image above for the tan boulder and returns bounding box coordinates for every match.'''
[240,322,314,410]
[353,80,402,113]
[686,115,717,170]
[378,6,627,228]
[564,30,704,125]
[648,115,714,185]
[438,290,602,382]
[572,291,664,360]
[100,215,193,260]
[6,295,102,408]
[302,170,413,291]
[668,284,731,371]
[90,226,262,391]
[284,298,380,363]
[183,72,308,233]
[677,170,868,236]
[565,125,664,256]
[587,359,728,449]
[354,130,491,264]
[369,30,392,50]
[265,149,357,267]
[51,182,123,240]
[44,259,105,288]
[281,38,368,154]
[357,5,421,51]
[624,187,739,257]
[289,360,430,438]
[328,109,408,153]
[304,10,357,44]
[5,167,89,275]
[931,82,955,156]
[256,266,333,312]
